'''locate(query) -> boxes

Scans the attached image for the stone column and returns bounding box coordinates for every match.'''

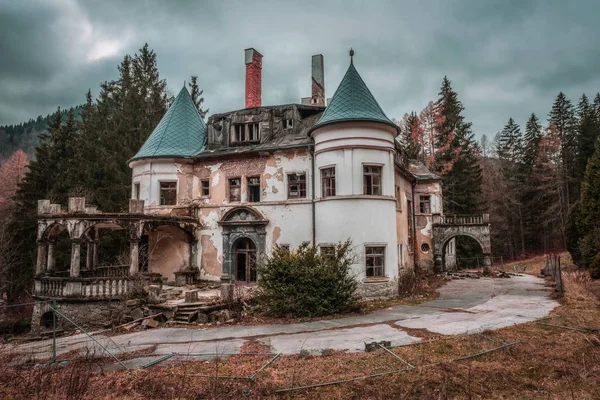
[91,240,99,269]
[483,254,492,275]
[47,241,56,273]
[86,242,93,270]
[70,239,81,278]
[221,232,231,282]
[35,241,48,275]
[129,240,140,275]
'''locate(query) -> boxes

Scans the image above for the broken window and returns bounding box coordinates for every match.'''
[229,178,241,202]
[288,173,307,198]
[248,177,261,202]
[134,183,140,200]
[321,167,336,197]
[363,165,382,195]
[320,246,335,260]
[280,244,290,252]
[285,119,294,129]
[201,179,210,197]
[365,246,385,277]
[395,185,401,210]
[419,195,431,214]
[233,123,260,143]
[407,199,414,253]
[159,181,177,206]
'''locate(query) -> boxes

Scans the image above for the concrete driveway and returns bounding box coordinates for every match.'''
[8,274,558,365]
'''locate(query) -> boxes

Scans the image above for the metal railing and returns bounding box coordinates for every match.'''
[432,214,490,225]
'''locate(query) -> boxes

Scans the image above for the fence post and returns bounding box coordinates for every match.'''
[51,299,57,362]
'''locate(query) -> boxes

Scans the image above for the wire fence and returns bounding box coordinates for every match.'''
[542,253,563,296]
[0,300,127,367]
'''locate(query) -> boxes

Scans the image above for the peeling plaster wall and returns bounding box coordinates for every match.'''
[394,171,414,272]
[148,226,189,281]
[413,181,442,272]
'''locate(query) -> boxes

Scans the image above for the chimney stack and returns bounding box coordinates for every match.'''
[244,48,263,108]
[311,54,325,106]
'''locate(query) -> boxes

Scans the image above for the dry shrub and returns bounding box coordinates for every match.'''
[563,271,599,306]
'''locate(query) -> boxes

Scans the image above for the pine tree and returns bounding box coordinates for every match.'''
[400,112,423,160]
[432,76,482,214]
[496,117,523,163]
[188,76,209,118]
[577,135,600,275]
[574,93,600,188]
[548,92,577,206]
[523,113,542,169]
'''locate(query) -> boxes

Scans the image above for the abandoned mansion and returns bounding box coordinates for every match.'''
[32,48,491,320]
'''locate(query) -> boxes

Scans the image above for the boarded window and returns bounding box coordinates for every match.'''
[159,182,177,205]
[229,178,241,202]
[134,183,140,200]
[363,165,382,195]
[365,246,385,277]
[248,177,261,202]
[201,179,210,197]
[419,195,431,213]
[321,167,336,197]
[233,123,260,143]
[407,199,414,253]
[288,173,307,198]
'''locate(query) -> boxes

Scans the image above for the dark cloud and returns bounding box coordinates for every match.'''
[1,0,599,140]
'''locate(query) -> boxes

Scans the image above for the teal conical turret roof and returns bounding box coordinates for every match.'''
[311,61,396,132]
[131,86,206,161]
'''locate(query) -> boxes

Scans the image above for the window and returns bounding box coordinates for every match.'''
[321,167,336,197]
[280,244,290,252]
[285,119,294,129]
[419,195,431,214]
[395,185,401,210]
[159,182,177,205]
[134,183,140,200]
[248,177,261,202]
[233,123,260,143]
[421,243,430,253]
[229,178,241,202]
[363,165,382,195]
[365,246,385,277]
[288,173,307,198]
[320,246,335,259]
[407,200,414,252]
[201,179,210,197]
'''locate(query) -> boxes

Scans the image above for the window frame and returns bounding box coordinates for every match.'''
[133,182,141,200]
[321,166,336,197]
[159,181,178,206]
[232,123,260,144]
[365,246,386,278]
[363,164,382,196]
[287,172,307,199]
[200,179,210,197]
[395,185,402,210]
[319,245,335,260]
[228,177,241,202]
[247,176,261,202]
[419,195,431,214]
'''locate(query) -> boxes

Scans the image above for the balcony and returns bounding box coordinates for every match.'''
[432,214,490,226]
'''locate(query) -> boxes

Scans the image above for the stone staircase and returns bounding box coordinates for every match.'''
[173,303,203,324]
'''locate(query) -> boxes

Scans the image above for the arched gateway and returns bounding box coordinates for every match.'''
[432,214,492,271]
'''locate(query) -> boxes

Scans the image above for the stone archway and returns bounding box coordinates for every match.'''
[432,215,492,272]
[218,206,268,283]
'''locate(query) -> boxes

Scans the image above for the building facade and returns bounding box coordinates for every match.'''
[128,49,443,299]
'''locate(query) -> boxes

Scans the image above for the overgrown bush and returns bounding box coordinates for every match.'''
[256,240,358,317]
[588,253,600,279]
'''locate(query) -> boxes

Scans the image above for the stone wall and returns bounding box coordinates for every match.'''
[356,278,399,300]
[31,300,127,334]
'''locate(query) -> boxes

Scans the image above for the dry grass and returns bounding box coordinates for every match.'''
[2,261,600,399]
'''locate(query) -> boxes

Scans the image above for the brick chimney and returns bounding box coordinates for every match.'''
[244,48,263,108]
[311,54,325,106]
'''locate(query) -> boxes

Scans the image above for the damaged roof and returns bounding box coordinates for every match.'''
[310,62,397,132]
[408,160,442,181]
[131,87,207,161]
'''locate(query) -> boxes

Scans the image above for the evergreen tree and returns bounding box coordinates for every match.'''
[188,76,209,118]
[496,117,523,163]
[574,93,600,187]
[523,113,542,169]
[577,135,600,276]
[432,76,482,214]
[400,111,422,160]
[548,92,577,205]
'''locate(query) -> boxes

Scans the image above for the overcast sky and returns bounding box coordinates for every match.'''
[1,0,599,138]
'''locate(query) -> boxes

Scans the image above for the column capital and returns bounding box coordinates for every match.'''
[71,238,83,245]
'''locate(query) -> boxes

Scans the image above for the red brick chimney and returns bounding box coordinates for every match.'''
[244,48,263,108]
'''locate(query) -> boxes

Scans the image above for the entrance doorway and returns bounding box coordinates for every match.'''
[235,238,257,283]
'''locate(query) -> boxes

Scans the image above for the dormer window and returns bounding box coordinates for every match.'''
[233,123,260,143]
